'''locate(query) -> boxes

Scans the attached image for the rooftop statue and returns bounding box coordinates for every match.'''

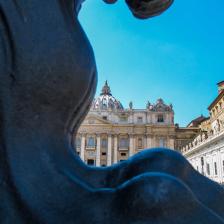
[0,0,224,223]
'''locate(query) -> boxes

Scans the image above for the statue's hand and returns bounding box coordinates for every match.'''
[126,0,174,19]
[103,0,174,19]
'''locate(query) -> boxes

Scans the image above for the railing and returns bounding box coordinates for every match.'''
[182,123,224,155]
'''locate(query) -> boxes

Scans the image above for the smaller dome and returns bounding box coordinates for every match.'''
[91,81,123,111]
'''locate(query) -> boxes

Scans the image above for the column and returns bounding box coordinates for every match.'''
[96,135,101,167]
[129,134,135,157]
[107,135,112,166]
[113,135,118,164]
[80,134,85,161]
[146,134,153,149]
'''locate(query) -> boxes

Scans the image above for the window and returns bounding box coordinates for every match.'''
[159,138,165,147]
[101,152,107,156]
[87,159,95,166]
[119,138,129,148]
[120,117,127,122]
[157,114,164,123]
[214,162,218,175]
[201,157,204,166]
[102,99,107,109]
[101,138,108,148]
[138,138,143,148]
[206,163,210,176]
[137,117,143,123]
[200,157,204,174]
[76,137,81,148]
[77,151,80,155]
[102,116,107,120]
[87,137,95,148]
[121,152,127,156]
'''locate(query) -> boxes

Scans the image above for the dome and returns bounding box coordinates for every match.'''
[91,81,124,110]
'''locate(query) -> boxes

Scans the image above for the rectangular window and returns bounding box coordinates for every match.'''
[214,162,218,175]
[201,157,204,166]
[87,159,95,166]
[159,138,165,147]
[137,117,143,123]
[101,138,108,148]
[87,137,95,148]
[121,152,127,156]
[138,138,143,148]
[101,152,107,156]
[120,117,127,122]
[76,137,81,148]
[119,138,129,148]
[206,163,210,176]
[157,114,164,123]
[102,116,107,120]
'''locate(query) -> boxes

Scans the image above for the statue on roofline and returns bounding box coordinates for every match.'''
[0,0,224,223]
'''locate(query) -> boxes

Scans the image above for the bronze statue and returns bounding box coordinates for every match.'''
[0,0,224,223]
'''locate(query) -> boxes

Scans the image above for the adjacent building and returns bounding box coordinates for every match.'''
[182,81,224,184]
[74,81,198,166]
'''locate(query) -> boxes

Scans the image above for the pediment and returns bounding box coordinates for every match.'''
[82,114,113,125]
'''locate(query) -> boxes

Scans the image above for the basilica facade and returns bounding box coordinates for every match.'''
[75,81,198,167]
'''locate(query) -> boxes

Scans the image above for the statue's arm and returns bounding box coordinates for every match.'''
[78,1,173,18]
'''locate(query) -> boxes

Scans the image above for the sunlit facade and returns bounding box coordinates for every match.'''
[182,81,224,183]
[75,81,198,166]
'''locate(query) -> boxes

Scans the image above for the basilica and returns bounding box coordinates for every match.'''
[74,81,198,166]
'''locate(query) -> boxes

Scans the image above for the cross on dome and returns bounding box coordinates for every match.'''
[101,80,112,96]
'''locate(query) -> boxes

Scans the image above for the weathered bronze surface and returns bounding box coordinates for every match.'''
[0,0,224,223]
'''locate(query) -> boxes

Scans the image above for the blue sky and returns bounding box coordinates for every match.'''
[79,1,224,126]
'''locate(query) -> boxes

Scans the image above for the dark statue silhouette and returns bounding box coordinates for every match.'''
[0,0,224,223]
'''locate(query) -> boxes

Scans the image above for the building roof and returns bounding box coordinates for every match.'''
[208,89,224,111]
[187,115,208,128]
[217,80,224,86]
